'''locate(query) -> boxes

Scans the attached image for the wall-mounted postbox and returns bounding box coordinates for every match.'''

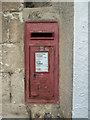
[25,21,59,103]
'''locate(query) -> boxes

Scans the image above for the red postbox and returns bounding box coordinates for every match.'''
[25,21,59,103]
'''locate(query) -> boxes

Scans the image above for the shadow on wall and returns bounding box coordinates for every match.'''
[24,2,53,8]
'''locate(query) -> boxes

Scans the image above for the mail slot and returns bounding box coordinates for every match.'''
[25,21,59,103]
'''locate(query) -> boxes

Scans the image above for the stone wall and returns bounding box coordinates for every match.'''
[0,1,2,119]
[1,2,74,118]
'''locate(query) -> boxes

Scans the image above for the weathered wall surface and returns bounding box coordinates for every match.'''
[73,2,88,118]
[1,2,74,118]
[0,1,2,119]
[88,1,90,120]
[1,2,28,118]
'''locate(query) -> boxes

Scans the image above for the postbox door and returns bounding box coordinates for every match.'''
[30,46,55,99]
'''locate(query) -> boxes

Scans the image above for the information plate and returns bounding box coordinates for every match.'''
[35,52,48,72]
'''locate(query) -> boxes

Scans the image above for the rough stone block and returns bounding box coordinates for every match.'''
[60,3,74,22]
[0,73,2,104]
[2,73,10,104]
[2,104,29,118]
[0,92,2,104]
[26,104,61,118]
[2,44,24,73]
[23,7,59,21]
[10,70,24,104]
[0,45,2,73]
[0,11,2,44]
[2,15,9,43]
[9,19,24,43]
[58,4,73,118]
[0,104,2,119]
[2,2,23,12]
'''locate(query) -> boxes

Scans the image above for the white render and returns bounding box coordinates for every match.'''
[73,2,88,118]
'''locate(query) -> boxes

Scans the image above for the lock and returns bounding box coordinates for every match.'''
[33,73,37,78]
[25,21,59,103]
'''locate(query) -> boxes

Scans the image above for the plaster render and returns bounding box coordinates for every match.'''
[73,2,88,118]
[23,3,74,118]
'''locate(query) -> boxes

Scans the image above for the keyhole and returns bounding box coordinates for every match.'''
[34,73,37,78]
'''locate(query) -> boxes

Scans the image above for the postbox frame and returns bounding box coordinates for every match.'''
[25,21,59,103]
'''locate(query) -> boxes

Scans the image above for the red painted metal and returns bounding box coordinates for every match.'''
[25,21,59,103]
